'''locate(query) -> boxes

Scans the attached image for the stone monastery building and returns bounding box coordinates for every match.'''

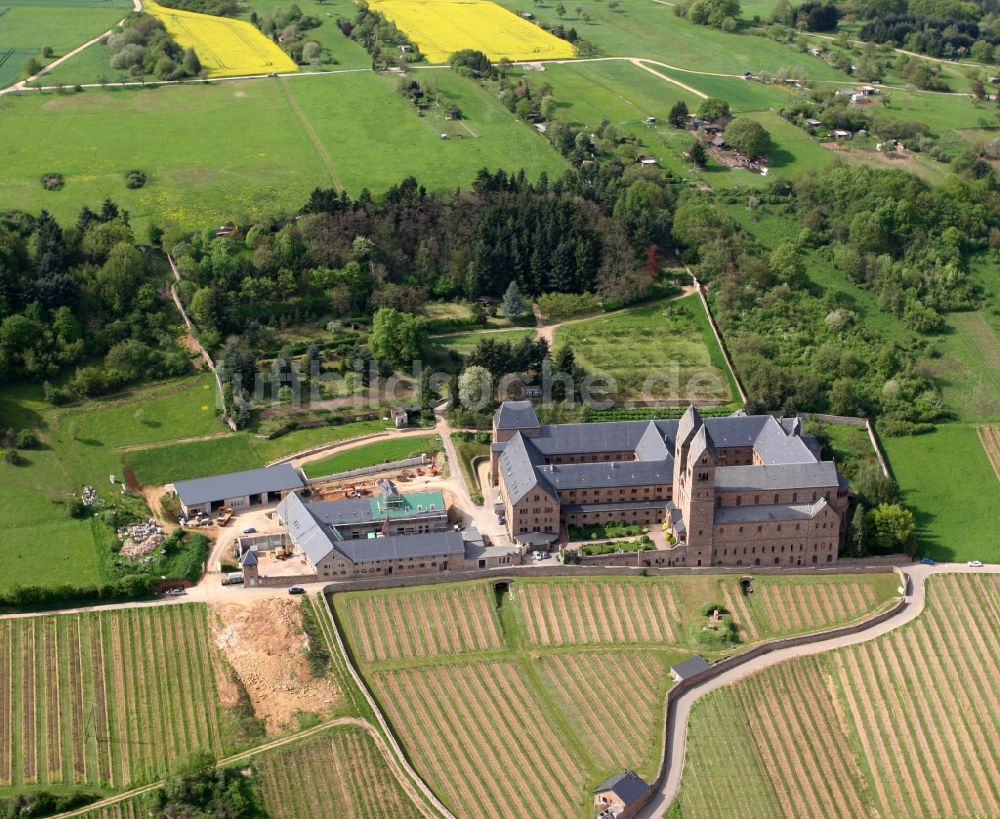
[492,401,849,567]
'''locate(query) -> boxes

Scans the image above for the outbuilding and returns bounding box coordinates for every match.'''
[169,464,305,518]
[670,655,711,682]
[594,771,651,819]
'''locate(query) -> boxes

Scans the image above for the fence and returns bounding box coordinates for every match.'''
[692,274,748,406]
[166,254,237,432]
[306,454,429,485]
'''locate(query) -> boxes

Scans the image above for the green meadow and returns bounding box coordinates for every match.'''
[301,434,441,479]
[0,0,129,87]
[0,71,567,232]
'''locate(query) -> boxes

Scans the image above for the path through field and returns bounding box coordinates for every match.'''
[278,76,344,191]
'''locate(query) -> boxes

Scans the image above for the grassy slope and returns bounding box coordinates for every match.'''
[554,294,738,402]
[301,434,440,478]
[0,70,566,232]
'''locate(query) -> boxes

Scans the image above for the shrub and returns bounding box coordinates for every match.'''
[15,428,40,449]
[3,449,25,466]
[698,601,728,616]
[67,498,90,519]
[41,173,64,191]
[124,169,147,189]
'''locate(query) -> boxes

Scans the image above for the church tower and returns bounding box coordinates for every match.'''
[673,406,717,567]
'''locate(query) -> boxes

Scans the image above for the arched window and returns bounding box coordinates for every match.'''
[736,496,742,506]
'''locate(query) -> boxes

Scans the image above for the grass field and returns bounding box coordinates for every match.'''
[145,0,297,77]
[0,604,254,794]
[672,573,1000,818]
[370,0,576,63]
[334,574,896,817]
[554,294,737,402]
[255,725,422,819]
[430,328,536,358]
[883,425,1000,563]
[0,373,390,591]
[0,71,566,232]
[301,434,441,479]
[0,0,128,87]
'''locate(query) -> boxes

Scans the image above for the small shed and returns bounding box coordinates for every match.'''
[636,154,658,165]
[670,656,711,682]
[804,117,823,129]
[391,407,408,429]
[832,129,852,140]
[594,771,651,819]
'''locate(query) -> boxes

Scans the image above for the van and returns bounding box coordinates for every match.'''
[221,572,244,586]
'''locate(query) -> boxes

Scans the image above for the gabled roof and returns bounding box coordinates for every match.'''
[634,421,671,461]
[688,424,715,465]
[676,404,702,447]
[498,433,553,504]
[494,401,539,430]
[173,464,304,507]
[714,462,839,491]
[671,656,711,680]
[279,492,463,565]
[593,770,650,805]
[240,549,258,566]
[536,459,673,490]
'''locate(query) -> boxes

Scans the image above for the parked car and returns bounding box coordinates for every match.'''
[968,560,984,568]
[164,587,186,596]
[532,550,550,561]
[288,586,306,595]
[242,527,257,534]
[919,557,935,565]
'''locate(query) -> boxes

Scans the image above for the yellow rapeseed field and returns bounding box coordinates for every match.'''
[145,0,298,77]
[368,0,577,63]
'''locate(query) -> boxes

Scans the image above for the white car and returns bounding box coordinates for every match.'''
[532,551,551,561]
[968,560,984,568]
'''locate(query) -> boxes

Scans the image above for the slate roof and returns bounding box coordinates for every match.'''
[240,549,258,566]
[634,422,672,461]
[593,771,650,805]
[688,424,715,464]
[336,531,464,564]
[278,492,464,565]
[497,433,552,505]
[714,497,830,524]
[493,400,539,430]
[562,499,667,514]
[173,464,304,508]
[671,656,711,681]
[714,462,839,491]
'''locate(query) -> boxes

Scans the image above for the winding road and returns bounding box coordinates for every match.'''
[637,562,999,817]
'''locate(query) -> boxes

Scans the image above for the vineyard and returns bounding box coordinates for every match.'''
[674,573,1000,818]
[337,574,896,818]
[516,575,897,649]
[0,604,249,793]
[978,425,1000,483]
[257,725,422,819]
[336,583,504,664]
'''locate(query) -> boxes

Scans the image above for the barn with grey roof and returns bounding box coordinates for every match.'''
[491,402,849,567]
[168,464,305,517]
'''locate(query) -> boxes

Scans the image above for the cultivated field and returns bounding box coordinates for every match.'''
[373,659,588,818]
[368,0,576,63]
[516,579,684,646]
[256,725,422,819]
[337,583,504,664]
[145,0,297,77]
[0,604,246,791]
[516,575,897,649]
[673,573,1000,819]
[978,425,1000,482]
[302,434,441,480]
[554,295,737,402]
[337,575,896,817]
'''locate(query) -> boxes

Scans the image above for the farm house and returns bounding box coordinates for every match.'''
[594,771,651,819]
[168,464,305,517]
